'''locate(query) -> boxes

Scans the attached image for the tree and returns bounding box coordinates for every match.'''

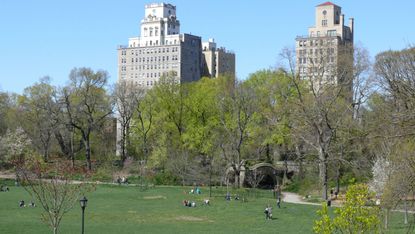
[62,68,113,170]
[113,80,145,164]
[19,77,60,162]
[218,79,257,188]
[1,127,33,165]
[371,47,415,230]
[314,184,381,234]
[131,88,153,163]
[183,77,221,196]
[0,91,10,136]
[16,158,94,234]
[280,46,354,200]
[150,76,191,185]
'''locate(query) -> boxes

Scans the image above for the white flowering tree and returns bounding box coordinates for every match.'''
[1,127,33,165]
[369,156,391,197]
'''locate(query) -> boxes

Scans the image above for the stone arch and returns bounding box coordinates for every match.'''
[245,163,282,189]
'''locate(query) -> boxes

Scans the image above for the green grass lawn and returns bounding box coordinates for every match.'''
[0,181,411,233]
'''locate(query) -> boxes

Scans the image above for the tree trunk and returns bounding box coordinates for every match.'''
[295,144,304,180]
[234,170,240,188]
[384,208,390,229]
[53,216,59,234]
[43,149,48,163]
[126,123,130,154]
[319,149,328,200]
[70,130,75,168]
[404,197,408,225]
[209,160,212,198]
[335,163,340,195]
[85,137,92,171]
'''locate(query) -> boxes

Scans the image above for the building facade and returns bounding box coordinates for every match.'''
[202,39,235,78]
[117,3,203,87]
[296,2,354,91]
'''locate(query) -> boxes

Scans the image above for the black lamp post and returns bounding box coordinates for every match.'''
[80,196,88,234]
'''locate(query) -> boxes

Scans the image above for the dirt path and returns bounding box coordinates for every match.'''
[282,192,320,206]
[0,172,15,179]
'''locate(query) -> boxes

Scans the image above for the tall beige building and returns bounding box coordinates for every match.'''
[117,3,203,87]
[296,2,354,91]
[202,39,235,78]
[117,3,235,87]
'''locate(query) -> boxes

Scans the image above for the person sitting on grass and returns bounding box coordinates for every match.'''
[0,185,9,192]
[203,199,210,206]
[19,200,25,208]
[121,177,128,184]
[29,201,36,207]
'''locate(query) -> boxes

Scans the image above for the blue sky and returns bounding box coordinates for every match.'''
[0,0,414,94]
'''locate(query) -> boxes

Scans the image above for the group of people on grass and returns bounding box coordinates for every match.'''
[182,199,210,207]
[0,184,9,192]
[19,200,36,208]
[189,187,201,194]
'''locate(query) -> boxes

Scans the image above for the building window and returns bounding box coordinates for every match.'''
[327,30,337,37]
[149,27,153,37]
[322,20,327,26]
[155,27,159,36]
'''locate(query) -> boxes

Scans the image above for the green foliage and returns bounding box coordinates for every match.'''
[285,176,319,195]
[152,170,180,185]
[313,204,335,234]
[313,184,381,234]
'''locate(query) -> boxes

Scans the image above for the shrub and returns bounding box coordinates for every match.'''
[152,171,179,185]
[313,184,381,234]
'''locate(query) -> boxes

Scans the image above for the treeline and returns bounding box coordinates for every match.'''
[0,47,414,210]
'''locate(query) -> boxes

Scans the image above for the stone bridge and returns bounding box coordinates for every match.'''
[225,161,299,189]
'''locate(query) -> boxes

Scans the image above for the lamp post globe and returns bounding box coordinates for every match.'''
[80,196,88,209]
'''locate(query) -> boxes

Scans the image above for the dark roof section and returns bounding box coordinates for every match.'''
[317,2,339,7]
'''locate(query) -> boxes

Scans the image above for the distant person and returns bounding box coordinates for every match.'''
[19,200,25,208]
[203,199,210,206]
[196,187,201,194]
[225,192,231,201]
[191,201,196,207]
[275,184,282,208]
[29,201,36,207]
[121,177,128,184]
[234,194,240,200]
[264,204,272,220]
